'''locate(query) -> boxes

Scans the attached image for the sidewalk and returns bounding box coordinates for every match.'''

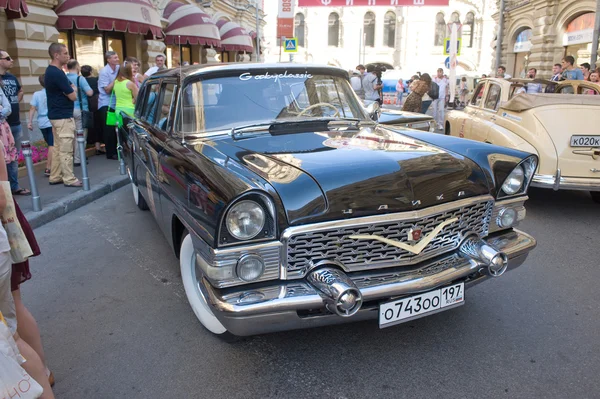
[15,152,129,229]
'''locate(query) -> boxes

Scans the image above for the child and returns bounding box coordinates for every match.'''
[28,74,53,176]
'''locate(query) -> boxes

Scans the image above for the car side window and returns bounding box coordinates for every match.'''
[484,84,502,111]
[156,82,178,132]
[141,83,160,124]
[471,83,485,107]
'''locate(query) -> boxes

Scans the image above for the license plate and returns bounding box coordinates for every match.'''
[379,283,464,328]
[570,135,600,147]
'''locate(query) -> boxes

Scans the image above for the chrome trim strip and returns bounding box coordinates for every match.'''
[202,229,534,324]
[532,173,600,192]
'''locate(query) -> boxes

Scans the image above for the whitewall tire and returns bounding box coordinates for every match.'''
[131,182,149,211]
[179,233,230,337]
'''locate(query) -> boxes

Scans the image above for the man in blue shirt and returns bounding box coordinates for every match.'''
[66,59,93,166]
[45,43,82,187]
[0,49,30,195]
[561,56,584,80]
[98,51,120,160]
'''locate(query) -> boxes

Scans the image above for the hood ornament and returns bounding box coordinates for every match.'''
[349,217,458,255]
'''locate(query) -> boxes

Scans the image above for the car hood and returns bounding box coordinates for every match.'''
[213,126,490,225]
[378,109,434,125]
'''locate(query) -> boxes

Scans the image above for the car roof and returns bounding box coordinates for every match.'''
[147,63,351,82]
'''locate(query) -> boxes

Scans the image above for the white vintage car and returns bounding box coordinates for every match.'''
[445,78,600,203]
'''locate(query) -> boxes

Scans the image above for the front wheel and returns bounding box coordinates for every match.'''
[179,233,239,342]
[590,191,600,204]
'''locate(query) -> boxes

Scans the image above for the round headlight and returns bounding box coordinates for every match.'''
[226,200,265,240]
[501,166,525,195]
[236,254,265,282]
[497,208,517,228]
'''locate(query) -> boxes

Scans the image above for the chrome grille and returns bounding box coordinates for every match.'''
[283,197,493,279]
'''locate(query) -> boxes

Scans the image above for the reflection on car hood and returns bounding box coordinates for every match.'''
[378,109,434,125]
[214,126,490,225]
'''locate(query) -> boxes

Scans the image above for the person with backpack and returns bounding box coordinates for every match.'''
[432,68,448,130]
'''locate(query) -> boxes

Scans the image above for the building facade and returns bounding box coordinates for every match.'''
[494,0,598,79]
[263,0,496,76]
[1,0,264,138]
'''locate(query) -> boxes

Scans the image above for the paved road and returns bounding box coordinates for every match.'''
[23,186,599,398]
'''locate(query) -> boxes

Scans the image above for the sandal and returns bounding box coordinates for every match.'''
[44,168,51,177]
[64,181,83,188]
[12,188,31,196]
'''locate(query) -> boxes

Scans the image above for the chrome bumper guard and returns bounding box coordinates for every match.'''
[532,172,600,192]
[200,229,535,336]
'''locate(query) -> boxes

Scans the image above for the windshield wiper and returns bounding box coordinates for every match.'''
[230,118,372,139]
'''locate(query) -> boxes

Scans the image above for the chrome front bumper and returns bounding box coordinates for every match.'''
[532,171,600,192]
[200,229,535,336]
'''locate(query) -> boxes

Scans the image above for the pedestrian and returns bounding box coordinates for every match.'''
[350,70,364,99]
[496,66,512,79]
[98,51,120,160]
[580,62,591,81]
[524,68,542,93]
[0,49,30,196]
[481,74,487,78]
[545,63,562,93]
[0,88,18,172]
[395,78,404,106]
[126,56,144,88]
[402,75,430,113]
[432,68,449,129]
[27,74,53,176]
[66,59,93,167]
[44,42,82,188]
[459,77,468,107]
[420,73,434,114]
[362,65,383,105]
[0,141,55,398]
[81,65,105,155]
[561,56,584,80]
[144,54,166,80]
[114,61,139,127]
[585,71,599,94]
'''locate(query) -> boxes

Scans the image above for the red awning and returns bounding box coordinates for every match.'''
[216,19,253,53]
[164,1,220,46]
[55,0,163,39]
[0,0,28,19]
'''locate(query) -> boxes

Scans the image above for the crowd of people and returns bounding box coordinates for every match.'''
[0,43,167,397]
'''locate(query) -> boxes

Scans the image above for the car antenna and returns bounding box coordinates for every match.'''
[179,35,186,145]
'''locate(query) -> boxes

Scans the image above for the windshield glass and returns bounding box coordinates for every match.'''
[180,73,367,133]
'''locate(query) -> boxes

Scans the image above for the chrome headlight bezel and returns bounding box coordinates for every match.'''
[218,192,277,247]
[498,156,537,199]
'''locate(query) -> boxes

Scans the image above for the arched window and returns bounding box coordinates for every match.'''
[463,12,475,48]
[383,11,396,48]
[364,12,376,47]
[450,12,462,39]
[434,12,445,46]
[295,13,305,47]
[328,13,340,47]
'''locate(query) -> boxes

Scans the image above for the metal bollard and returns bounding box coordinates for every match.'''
[21,141,42,212]
[76,130,90,191]
[115,126,126,175]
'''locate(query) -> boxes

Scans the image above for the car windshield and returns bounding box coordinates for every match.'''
[179,73,368,133]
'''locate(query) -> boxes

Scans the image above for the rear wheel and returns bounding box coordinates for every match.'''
[445,122,451,136]
[179,232,240,342]
[590,191,600,204]
[131,182,149,210]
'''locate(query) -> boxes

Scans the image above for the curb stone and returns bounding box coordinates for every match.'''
[25,175,130,229]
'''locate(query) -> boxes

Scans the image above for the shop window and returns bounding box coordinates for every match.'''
[463,12,475,48]
[295,13,305,47]
[364,12,375,47]
[61,30,126,75]
[328,13,340,47]
[434,13,445,46]
[106,37,124,62]
[383,11,396,48]
[564,12,596,65]
[167,45,192,68]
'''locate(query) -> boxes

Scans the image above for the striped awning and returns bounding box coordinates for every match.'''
[216,19,254,53]
[0,0,28,19]
[55,0,164,39]
[164,2,220,46]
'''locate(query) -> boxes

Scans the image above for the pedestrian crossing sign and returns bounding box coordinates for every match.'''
[284,38,298,53]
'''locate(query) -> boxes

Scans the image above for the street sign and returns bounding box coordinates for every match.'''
[444,56,458,69]
[284,38,298,52]
[444,38,461,56]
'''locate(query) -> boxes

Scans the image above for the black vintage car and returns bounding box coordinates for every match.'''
[120,64,537,339]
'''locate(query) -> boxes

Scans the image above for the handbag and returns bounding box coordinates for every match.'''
[77,76,94,129]
[0,182,33,264]
[106,91,117,127]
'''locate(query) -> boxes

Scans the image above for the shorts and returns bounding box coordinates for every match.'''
[40,126,54,146]
[0,251,17,335]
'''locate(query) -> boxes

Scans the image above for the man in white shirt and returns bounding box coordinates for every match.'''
[432,68,449,130]
[525,68,542,93]
[144,54,166,78]
[362,66,382,103]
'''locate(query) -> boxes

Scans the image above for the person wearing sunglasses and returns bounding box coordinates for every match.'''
[0,49,31,196]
